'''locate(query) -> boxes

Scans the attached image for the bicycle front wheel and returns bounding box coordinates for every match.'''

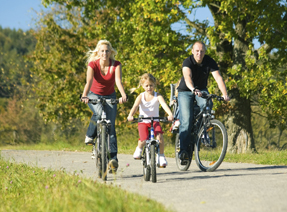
[150,143,157,183]
[143,147,151,181]
[101,124,108,180]
[195,119,228,172]
[175,133,191,171]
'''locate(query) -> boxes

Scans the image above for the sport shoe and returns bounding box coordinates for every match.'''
[108,159,118,174]
[179,150,189,165]
[133,146,142,160]
[85,136,94,145]
[157,154,168,168]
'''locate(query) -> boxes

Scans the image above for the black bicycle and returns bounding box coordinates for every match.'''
[131,116,169,183]
[170,84,228,172]
[81,96,119,181]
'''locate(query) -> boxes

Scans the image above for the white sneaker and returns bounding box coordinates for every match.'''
[85,136,94,145]
[133,146,142,159]
[157,154,168,167]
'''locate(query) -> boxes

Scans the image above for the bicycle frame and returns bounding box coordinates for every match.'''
[86,97,119,181]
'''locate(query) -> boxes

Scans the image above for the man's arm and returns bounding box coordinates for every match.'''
[183,66,201,96]
[211,70,230,101]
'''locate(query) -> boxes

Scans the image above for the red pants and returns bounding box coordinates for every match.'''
[138,122,163,141]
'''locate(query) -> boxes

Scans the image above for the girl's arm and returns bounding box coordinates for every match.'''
[81,66,94,104]
[127,94,142,121]
[158,95,174,121]
[115,64,127,104]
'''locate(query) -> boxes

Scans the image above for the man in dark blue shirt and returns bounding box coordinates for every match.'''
[177,41,230,164]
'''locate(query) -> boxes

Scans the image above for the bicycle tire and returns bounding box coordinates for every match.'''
[151,143,157,183]
[175,133,191,171]
[101,124,108,180]
[93,144,102,178]
[195,119,228,172]
[143,147,151,181]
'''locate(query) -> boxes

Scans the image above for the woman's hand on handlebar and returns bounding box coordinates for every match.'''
[81,96,89,104]
[119,94,128,104]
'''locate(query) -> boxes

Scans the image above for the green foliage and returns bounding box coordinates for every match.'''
[31,1,188,129]
[33,0,287,149]
[0,158,170,212]
[0,27,36,98]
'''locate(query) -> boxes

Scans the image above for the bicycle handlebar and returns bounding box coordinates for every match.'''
[201,92,225,101]
[130,117,170,123]
[79,94,119,104]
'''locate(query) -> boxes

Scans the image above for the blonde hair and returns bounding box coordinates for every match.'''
[129,73,157,94]
[140,73,157,86]
[86,40,117,63]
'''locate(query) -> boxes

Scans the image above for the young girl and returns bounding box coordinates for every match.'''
[127,73,173,167]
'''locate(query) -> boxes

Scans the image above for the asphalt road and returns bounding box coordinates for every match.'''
[1,150,287,212]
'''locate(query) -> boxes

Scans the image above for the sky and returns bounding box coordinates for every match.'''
[0,0,47,31]
[0,1,259,48]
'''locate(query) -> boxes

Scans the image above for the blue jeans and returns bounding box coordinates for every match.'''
[178,89,211,154]
[86,91,118,161]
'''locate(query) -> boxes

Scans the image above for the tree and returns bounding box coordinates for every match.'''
[175,0,287,152]
[31,1,187,131]
[37,0,287,152]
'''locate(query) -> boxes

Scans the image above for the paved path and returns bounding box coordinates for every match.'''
[1,150,287,212]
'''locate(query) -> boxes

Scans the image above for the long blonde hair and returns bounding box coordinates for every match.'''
[86,40,117,63]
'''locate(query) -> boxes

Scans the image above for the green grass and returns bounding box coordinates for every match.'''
[0,157,171,212]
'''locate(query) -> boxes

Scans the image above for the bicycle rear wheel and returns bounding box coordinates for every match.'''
[150,143,157,183]
[195,119,228,172]
[143,147,151,181]
[101,124,108,180]
[175,133,191,171]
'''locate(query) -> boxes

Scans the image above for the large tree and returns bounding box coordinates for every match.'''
[35,0,287,151]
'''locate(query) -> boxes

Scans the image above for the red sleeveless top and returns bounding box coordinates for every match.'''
[89,59,121,95]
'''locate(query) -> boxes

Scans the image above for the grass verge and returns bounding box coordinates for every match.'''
[0,156,170,212]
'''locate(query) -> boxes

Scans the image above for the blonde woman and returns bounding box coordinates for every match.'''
[81,40,127,173]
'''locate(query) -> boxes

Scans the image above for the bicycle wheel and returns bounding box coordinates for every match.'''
[93,144,102,178]
[175,133,191,171]
[195,119,228,172]
[143,147,151,181]
[101,124,108,180]
[150,143,157,183]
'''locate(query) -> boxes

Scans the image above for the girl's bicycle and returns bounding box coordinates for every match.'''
[170,84,228,172]
[131,116,169,183]
[81,96,119,181]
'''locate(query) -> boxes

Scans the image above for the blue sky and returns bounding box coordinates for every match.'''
[0,1,259,48]
[0,0,47,31]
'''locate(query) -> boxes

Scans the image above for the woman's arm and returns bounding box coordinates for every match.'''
[127,94,142,121]
[158,95,174,121]
[81,66,94,104]
[115,64,127,103]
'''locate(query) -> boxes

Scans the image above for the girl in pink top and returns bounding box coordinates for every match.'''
[127,73,173,167]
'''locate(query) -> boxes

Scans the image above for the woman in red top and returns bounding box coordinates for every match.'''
[81,40,127,172]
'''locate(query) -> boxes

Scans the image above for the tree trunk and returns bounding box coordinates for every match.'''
[224,89,256,153]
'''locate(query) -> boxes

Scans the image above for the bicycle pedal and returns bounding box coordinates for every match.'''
[133,157,141,160]
[85,143,94,146]
[158,165,166,168]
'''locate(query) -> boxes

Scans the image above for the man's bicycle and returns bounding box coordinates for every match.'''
[131,116,169,183]
[170,84,228,172]
[81,96,119,181]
